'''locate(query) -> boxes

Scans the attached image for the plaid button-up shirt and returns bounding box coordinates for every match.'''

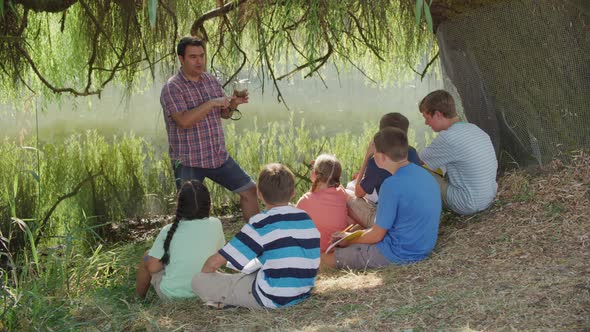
[160,70,229,168]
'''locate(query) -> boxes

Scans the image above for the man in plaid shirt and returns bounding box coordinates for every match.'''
[160,37,259,221]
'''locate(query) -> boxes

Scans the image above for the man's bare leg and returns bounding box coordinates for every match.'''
[239,186,259,221]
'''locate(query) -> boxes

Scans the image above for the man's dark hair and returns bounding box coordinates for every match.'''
[177,37,204,56]
[373,127,409,162]
[379,112,410,132]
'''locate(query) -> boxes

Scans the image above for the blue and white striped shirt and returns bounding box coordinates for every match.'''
[219,205,320,308]
[420,122,498,215]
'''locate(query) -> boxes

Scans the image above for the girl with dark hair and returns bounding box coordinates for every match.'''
[136,180,225,299]
[296,154,353,252]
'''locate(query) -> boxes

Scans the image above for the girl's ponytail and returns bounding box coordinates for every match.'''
[161,180,211,265]
[161,213,180,265]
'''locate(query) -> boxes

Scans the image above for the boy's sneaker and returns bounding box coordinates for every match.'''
[204,301,236,310]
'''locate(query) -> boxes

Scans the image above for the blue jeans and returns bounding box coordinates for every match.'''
[172,157,255,193]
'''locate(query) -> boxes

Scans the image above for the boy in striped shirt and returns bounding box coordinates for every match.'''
[419,90,498,215]
[193,163,320,309]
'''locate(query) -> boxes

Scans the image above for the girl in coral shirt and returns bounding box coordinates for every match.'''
[296,154,353,252]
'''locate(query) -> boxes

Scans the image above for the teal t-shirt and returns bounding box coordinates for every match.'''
[149,217,225,299]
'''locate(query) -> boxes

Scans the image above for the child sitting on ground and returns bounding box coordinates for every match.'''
[296,154,353,252]
[136,180,225,299]
[418,90,498,215]
[192,163,320,309]
[322,127,441,270]
[348,112,422,228]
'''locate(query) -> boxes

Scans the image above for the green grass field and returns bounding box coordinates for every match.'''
[1,125,588,331]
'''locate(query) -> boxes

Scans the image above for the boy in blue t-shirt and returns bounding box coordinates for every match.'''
[348,112,421,228]
[193,163,320,309]
[323,127,441,269]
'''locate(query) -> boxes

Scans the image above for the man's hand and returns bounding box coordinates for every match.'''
[229,93,249,110]
[209,96,232,108]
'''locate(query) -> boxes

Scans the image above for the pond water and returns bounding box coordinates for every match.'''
[0,68,443,151]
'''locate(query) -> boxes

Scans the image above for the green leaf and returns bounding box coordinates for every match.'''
[0,1,4,18]
[12,173,18,200]
[148,0,157,28]
[415,0,424,26]
[12,217,40,271]
[424,2,433,33]
[25,169,41,182]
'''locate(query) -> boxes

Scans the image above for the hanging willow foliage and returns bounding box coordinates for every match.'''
[0,0,500,105]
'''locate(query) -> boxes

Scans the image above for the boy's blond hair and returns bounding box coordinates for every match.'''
[419,90,457,119]
[373,127,409,162]
[257,163,295,205]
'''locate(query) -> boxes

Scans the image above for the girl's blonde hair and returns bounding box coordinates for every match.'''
[311,154,342,192]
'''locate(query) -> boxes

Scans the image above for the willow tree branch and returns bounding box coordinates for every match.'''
[158,0,178,54]
[15,44,101,96]
[190,0,249,38]
[336,49,377,84]
[35,171,104,246]
[85,29,99,92]
[77,0,120,58]
[276,44,332,81]
[256,14,288,109]
[347,11,385,61]
[303,43,332,79]
[133,10,155,80]
[99,12,132,90]
[222,16,247,89]
[14,0,78,13]
[410,51,439,81]
[0,62,35,94]
[17,9,29,35]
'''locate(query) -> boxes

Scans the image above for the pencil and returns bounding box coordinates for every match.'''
[341,224,354,234]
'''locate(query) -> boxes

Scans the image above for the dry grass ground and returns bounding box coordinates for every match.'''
[75,152,590,331]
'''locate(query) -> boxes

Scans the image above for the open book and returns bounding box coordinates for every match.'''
[325,229,365,253]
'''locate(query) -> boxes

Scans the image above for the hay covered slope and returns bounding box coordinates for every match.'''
[309,151,590,330]
[82,153,590,330]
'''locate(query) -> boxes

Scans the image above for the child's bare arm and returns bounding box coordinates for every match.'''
[201,253,228,273]
[145,255,164,273]
[350,225,387,245]
[354,142,375,197]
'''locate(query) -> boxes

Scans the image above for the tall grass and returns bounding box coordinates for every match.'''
[0,116,426,329]
[0,131,175,255]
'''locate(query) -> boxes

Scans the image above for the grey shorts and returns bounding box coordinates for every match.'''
[334,244,392,270]
[429,172,449,208]
[192,272,263,309]
[150,270,167,300]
